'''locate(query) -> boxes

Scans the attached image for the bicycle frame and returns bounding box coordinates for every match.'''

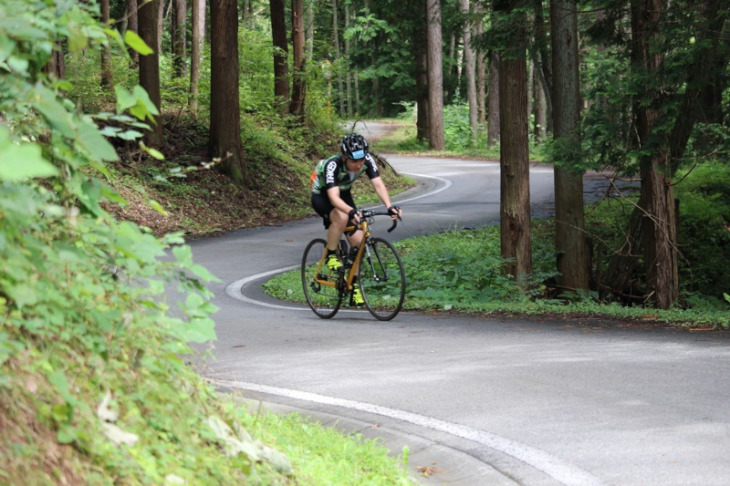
[312,208,399,294]
[303,208,404,320]
[312,218,371,295]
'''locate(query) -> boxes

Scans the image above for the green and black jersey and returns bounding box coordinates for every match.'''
[310,154,380,195]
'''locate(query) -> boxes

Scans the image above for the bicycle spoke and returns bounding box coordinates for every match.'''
[301,239,343,319]
[359,237,405,321]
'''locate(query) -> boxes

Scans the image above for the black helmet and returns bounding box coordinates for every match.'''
[340,133,369,160]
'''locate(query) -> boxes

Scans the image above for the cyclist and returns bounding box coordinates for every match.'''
[310,133,402,305]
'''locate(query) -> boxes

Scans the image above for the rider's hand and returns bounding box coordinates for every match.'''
[388,205,401,220]
[348,208,361,223]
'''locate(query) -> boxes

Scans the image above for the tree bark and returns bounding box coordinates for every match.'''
[270,0,290,113]
[475,2,486,125]
[487,50,500,146]
[43,42,66,80]
[138,0,163,146]
[332,0,345,117]
[157,0,164,54]
[172,0,187,78]
[100,0,114,90]
[289,0,307,118]
[127,0,139,67]
[630,0,678,309]
[209,0,248,186]
[416,24,429,142]
[426,0,445,150]
[344,3,353,118]
[189,0,205,112]
[495,0,531,279]
[551,0,589,292]
[460,0,478,144]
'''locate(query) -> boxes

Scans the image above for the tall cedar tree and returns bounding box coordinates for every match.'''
[290,0,306,117]
[209,0,248,186]
[426,0,445,150]
[551,0,589,291]
[100,0,113,89]
[189,0,205,111]
[270,0,290,113]
[630,0,678,308]
[138,0,163,146]
[494,0,532,278]
[461,0,478,144]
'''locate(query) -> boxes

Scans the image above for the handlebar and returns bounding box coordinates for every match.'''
[357,208,402,233]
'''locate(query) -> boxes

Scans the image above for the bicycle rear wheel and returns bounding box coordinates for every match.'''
[358,237,406,321]
[301,238,343,319]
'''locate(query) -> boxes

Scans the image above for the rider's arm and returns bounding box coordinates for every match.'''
[371,177,402,219]
[326,186,358,219]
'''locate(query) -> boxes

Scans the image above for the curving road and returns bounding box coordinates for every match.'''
[189,148,730,485]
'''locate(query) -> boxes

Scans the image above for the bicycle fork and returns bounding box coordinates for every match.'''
[363,241,389,283]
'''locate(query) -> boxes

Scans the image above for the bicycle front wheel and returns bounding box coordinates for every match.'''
[359,237,406,321]
[302,238,343,319]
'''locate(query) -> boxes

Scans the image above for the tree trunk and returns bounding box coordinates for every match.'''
[332,0,345,117]
[533,64,547,140]
[209,0,248,186]
[189,0,205,112]
[531,0,553,129]
[138,0,163,146]
[157,0,164,55]
[460,0,478,145]
[306,0,314,59]
[270,0,290,113]
[172,0,187,78]
[100,0,114,90]
[551,0,589,292]
[127,0,139,67]
[487,50,500,146]
[475,3,486,125]
[416,29,429,142]
[495,0,531,279]
[426,0,445,150]
[289,0,306,118]
[630,0,678,309]
[43,42,66,80]
[344,3,353,118]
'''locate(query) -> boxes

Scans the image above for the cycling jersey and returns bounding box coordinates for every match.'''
[310,154,380,195]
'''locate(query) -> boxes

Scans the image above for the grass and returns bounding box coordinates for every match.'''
[266,124,730,330]
[266,221,730,329]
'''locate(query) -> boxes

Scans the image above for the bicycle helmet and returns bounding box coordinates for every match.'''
[341,133,369,160]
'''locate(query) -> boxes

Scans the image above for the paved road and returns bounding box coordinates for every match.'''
[189,154,730,486]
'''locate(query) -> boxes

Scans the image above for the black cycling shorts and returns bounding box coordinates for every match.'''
[311,191,356,229]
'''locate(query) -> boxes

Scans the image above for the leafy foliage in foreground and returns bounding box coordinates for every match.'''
[0,1,413,483]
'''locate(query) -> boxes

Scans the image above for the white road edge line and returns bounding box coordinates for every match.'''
[208,378,604,486]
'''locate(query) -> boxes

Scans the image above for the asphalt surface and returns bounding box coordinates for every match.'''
[188,149,730,485]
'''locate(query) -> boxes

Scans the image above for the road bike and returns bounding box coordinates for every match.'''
[301,209,406,321]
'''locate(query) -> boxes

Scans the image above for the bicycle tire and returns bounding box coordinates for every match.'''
[358,237,406,321]
[301,238,343,319]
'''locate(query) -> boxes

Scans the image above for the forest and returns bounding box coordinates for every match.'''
[0,0,729,482]
[79,0,728,310]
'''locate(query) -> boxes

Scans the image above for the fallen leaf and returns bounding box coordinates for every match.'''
[417,465,445,477]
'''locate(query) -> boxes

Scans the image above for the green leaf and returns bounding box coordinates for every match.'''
[180,317,217,343]
[124,30,153,55]
[0,144,58,181]
[34,88,75,137]
[76,120,119,162]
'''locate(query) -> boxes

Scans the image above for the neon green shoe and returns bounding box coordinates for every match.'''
[326,252,343,272]
[351,283,365,306]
